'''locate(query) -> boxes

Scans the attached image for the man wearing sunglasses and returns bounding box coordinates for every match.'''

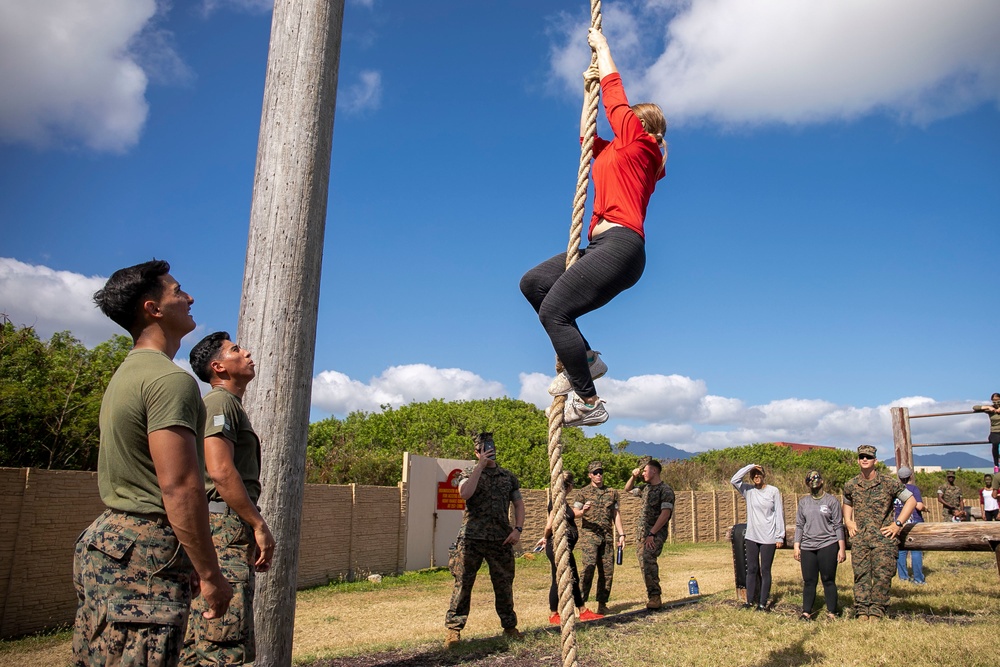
[843,444,917,621]
[573,460,626,615]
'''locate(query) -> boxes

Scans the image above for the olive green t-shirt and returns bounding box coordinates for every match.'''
[97,348,205,513]
[203,386,261,504]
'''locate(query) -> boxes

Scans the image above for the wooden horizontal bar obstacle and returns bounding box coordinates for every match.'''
[891,406,988,471]
[887,405,1000,577]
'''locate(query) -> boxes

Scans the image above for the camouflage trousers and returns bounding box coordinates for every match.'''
[851,532,898,618]
[445,538,517,631]
[637,534,667,597]
[577,528,615,604]
[180,512,256,666]
[73,509,193,667]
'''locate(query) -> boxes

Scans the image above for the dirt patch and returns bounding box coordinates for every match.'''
[309,645,555,667]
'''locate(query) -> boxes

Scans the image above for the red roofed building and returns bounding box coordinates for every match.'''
[772,441,835,453]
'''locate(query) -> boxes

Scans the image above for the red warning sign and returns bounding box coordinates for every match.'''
[437,468,466,510]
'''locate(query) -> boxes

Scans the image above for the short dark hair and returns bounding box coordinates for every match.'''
[647,459,662,473]
[93,260,171,334]
[474,432,494,452]
[189,331,230,383]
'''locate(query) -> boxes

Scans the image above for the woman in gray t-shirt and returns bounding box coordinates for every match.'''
[731,464,785,611]
[793,470,846,620]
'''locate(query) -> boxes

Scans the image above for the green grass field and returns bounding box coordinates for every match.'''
[3,542,998,666]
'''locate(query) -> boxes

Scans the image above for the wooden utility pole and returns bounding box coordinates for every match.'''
[237,1,344,665]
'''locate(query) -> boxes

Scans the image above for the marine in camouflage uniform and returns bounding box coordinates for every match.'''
[624,458,675,607]
[445,433,525,641]
[843,444,915,620]
[937,471,964,520]
[573,460,625,611]
[75,261,230,666]
[181,333,275,666]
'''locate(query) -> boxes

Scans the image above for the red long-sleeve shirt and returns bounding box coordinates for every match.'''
[586,73,665,241]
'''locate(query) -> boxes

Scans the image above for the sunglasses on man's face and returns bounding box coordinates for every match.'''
[591,470,604,476]
[858,454,875,460]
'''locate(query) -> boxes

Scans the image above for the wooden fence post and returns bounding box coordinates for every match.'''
[892,407,913,472]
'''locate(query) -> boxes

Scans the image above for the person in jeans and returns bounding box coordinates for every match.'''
[731,464,785,611]
[793,470,845,620]
[894,466,926,584]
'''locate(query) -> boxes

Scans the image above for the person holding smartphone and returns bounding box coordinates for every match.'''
[444,433,525,648]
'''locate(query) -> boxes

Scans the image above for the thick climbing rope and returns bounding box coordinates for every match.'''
[548,3,602,667]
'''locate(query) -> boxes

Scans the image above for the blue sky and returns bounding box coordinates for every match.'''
[1,0,998,459]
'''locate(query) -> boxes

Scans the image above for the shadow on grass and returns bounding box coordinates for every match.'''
[751,636,826,667]
[306,598,705,667]
[308,634,526,667]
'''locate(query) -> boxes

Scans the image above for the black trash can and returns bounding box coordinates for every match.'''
[730,523,760,603]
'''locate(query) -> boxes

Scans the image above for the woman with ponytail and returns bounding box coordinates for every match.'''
[520,28,668,428]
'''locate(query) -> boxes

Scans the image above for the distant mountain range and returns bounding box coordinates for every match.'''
[626,441,994,471]
[884,452,994,471]
[625,441,696,462]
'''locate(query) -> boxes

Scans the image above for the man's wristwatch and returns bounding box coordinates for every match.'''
[894,520,903,527]
[515,526,523,533]
[647,532,655,538]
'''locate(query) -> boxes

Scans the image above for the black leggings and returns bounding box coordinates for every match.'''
[990,432,1000,468]
[546,538,584,612]
[745,540,776,608]
[800,542,840,614]
[520,227,645,398]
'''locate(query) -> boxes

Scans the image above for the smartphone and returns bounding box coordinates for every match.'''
[482,438,496,459]
[533,544,545,553]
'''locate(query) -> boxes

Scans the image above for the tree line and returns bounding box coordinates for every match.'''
[0,318,984,502]
[0,318,131,470]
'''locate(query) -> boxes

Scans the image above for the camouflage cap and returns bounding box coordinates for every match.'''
[588,460,604,473]
[637,456,652,469]
[946,470,955,477]
[857,444,877,457]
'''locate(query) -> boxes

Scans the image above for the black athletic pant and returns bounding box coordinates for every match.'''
[800,542,840,614]
[520,227,645,399]
[745,540,776,608]
[546,538,584,611]
[990,432,1000,468]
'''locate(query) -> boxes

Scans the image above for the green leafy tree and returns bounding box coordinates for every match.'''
[306,398,637,488]
[0,318,131,469]
[683,443,863,493]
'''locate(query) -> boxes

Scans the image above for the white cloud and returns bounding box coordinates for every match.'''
[339,70,382,114]
[518,368,993,455]
[312,364,506,415]
[0,258,121,347]
[3,260,989,458]
[0,0,174,152]
[550,0,1000,126]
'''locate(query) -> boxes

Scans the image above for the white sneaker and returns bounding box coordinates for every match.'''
[564,398,609,427]
[547,351,609,396]
[544,392,577,419]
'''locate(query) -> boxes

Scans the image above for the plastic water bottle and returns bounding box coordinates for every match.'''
[688,576,699,596]
[616,545,623,565]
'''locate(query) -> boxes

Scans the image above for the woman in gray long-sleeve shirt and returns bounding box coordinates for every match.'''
[793,470,846,620]
[731,464,784,611]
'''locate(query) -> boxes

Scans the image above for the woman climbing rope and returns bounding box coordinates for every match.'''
[519,28,667,427]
